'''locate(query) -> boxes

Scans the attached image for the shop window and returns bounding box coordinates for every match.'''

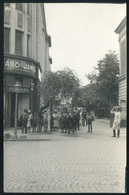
[27,34,30,57]
[4,28,10,54]
[15,30,23,55]
[16,3,23,11]
[7,75,15,85]
[15,77,23,86]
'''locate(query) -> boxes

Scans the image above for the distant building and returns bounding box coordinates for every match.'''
[4,3,52,128]
[115,17,126,106]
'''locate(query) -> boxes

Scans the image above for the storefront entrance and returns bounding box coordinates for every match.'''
[9,93,29,128]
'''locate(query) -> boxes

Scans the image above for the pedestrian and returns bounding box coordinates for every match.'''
[76,110,80,131]
[63,113,68,133]
[53,110,59,132]
[67,113,73,134]
[86,111,94,133]
[33,112,39,133]
[40,110,45,132]
[80,110,83,126]
[60,112,64,133]
[20,109,28,134]
[72,112,77,132]
[43,110,48,133]
[82,111,86,126]
[112,107,121,137]
[27,110,33,133]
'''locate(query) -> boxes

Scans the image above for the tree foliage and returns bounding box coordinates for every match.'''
[85,50,119,117]
[40,68,80,107]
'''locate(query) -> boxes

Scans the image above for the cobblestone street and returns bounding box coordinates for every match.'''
[4,119,126,193]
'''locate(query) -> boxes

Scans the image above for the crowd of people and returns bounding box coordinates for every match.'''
[19,108,95,134]
[19,106,123,138]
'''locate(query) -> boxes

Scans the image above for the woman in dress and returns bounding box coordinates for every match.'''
[27,110,33,133]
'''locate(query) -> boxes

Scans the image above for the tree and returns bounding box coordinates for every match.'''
[96,50,119,105]
[40,68,80,130]
[85,50,119,117]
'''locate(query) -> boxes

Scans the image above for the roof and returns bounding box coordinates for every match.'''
[114,17,126,34]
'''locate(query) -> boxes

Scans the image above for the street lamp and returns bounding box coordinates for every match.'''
[3,77,6,128]
[14,82,20,138]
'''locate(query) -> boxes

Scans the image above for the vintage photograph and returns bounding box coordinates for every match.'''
[4,3,126,193]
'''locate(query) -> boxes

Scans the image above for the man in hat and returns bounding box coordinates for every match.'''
[20,109,28,134]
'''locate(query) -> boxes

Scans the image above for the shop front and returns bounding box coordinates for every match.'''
[4,54,42,128]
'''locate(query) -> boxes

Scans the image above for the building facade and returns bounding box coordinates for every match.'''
[115,17,126,106]
[4,3,52,128]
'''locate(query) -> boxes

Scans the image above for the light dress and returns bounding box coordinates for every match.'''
[112,111,121,129]
[27,114,32,128]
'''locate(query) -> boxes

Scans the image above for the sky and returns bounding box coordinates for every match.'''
[44,3,126,86]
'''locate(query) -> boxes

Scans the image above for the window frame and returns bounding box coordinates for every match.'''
[15,30,23,56]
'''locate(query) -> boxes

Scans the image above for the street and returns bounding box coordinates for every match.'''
[4,119,126,193]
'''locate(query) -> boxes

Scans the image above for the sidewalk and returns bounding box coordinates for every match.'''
[4,128,55,141]
[4,118,110,141]
[4,128,80,141]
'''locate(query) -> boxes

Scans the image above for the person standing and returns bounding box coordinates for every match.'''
[53,111,59,132]
[43,111,48,133]
[33,112,39,133]
[27,110,33,133]
[63,113,68,133]
[112,108,121,137]
[20,109,28,134]
[82,111,86,126]
[60,112,64,133]
[86,111,94,133]
[76,110,80,131]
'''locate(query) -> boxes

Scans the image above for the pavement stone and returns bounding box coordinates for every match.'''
[3,119,126,193]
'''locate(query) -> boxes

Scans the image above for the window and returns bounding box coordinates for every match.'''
[120,39,126,76]
[16,3,22,11]
[17,13,23,28]
[15,30,23,55]
[28,18,31,32]
[27,4,31,16]
[27,34,30,57]
[15,77,23,86]
[4,10,10,24]
[4,28,10,54]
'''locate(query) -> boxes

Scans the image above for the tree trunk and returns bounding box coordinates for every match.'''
[50,104,53,132]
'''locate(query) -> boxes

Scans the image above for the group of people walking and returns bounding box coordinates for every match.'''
[19,108,95,134]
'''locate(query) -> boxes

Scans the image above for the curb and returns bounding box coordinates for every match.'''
[4,139,51,141]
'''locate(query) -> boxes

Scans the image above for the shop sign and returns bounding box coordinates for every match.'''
[7,86,30,93]
[4,58,37,77]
